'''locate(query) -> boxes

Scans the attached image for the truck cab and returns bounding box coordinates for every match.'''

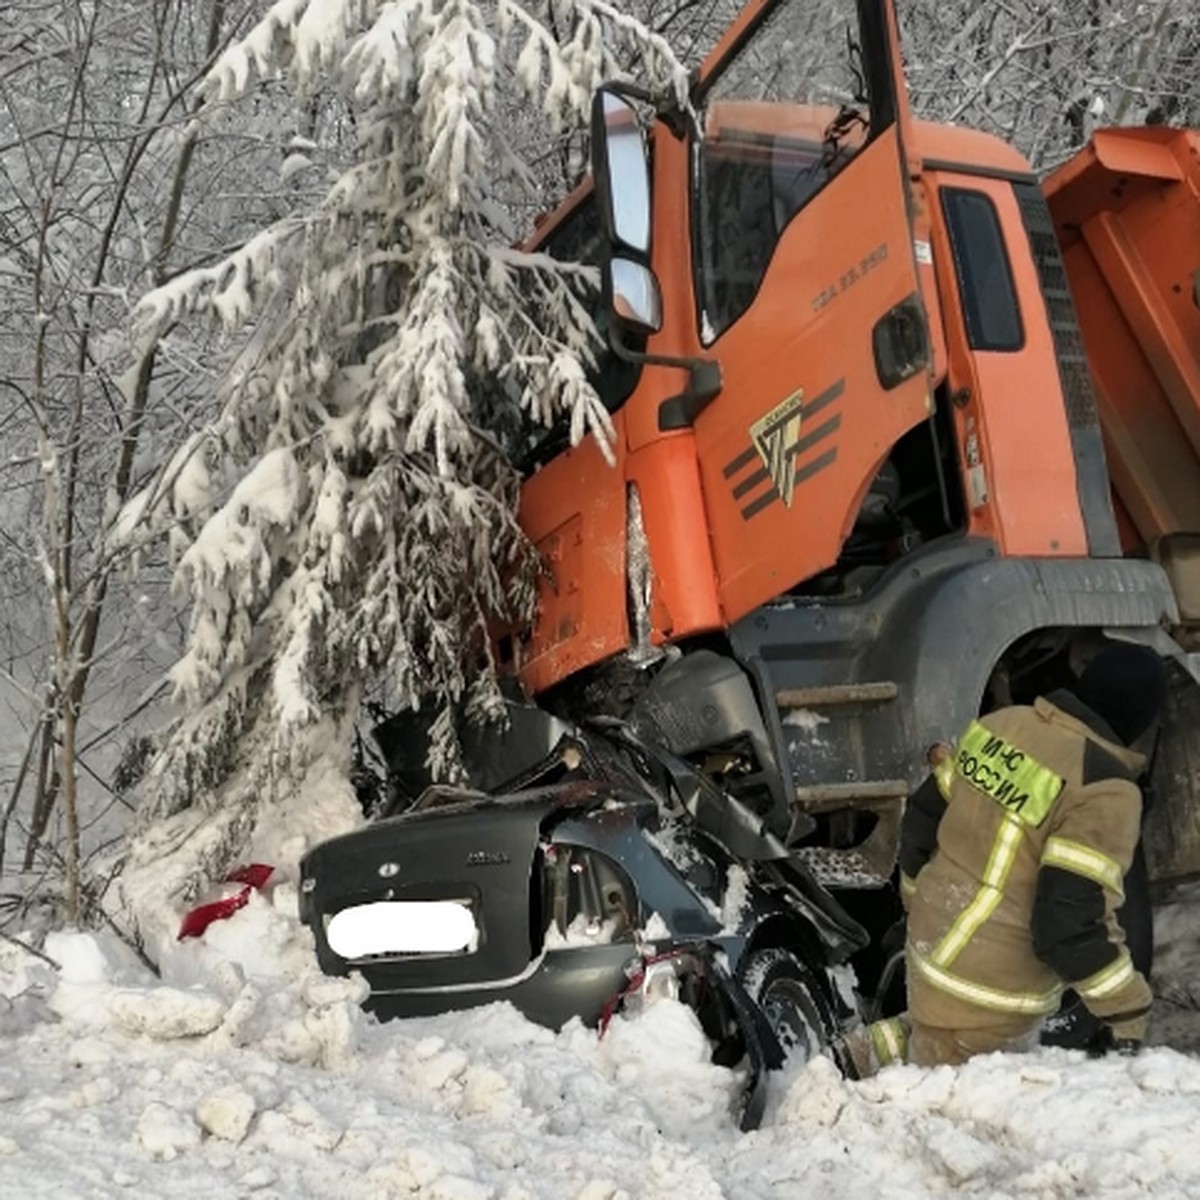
[504,0,1189,888]
[298,0,1200,1097]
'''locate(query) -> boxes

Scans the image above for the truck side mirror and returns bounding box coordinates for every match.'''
[591,90,652,257]
[606,256,663,336]
[590,83,718,418]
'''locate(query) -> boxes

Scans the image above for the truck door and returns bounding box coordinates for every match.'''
[690,0,935,622]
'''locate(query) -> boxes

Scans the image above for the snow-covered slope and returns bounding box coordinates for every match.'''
[3,877,1200,1199]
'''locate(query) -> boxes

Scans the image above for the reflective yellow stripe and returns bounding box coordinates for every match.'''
[900,872,917,901]
[1042,837,1124,898]
[1076,951,1135,1000]
[931,815,1024,968]
[910,948,1062,1015]
[869,1017,908,1067]
[954,720,1064,827]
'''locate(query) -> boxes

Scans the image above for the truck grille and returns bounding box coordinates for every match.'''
[1013,180,1120,555]
[1013,182,1100,433]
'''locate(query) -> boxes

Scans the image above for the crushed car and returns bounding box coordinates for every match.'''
[298,679,888,1130]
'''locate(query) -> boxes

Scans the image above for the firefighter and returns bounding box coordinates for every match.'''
[844,642,1167,1076]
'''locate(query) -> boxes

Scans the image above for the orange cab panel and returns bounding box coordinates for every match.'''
[517,422,628,695]
[926,170,1088,558]
[626,435,722,643]
[692,126,933,622]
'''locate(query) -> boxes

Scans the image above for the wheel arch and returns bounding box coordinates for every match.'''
[738,910,827,972]
[732,540,1179,806]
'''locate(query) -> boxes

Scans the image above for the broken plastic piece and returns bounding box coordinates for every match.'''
[177,863,275,941]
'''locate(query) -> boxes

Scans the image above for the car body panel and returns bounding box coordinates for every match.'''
[299,769,843,1030]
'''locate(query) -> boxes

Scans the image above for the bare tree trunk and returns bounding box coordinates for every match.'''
[57,606,81,919]
[19,711,56,871]
[0,706,47,870]
[9,0,235,905]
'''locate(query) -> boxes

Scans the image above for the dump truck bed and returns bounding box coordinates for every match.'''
[1046,129,1200,887]
[1045,128,1200,603]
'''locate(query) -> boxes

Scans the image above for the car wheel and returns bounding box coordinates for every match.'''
[740,947,836,1066]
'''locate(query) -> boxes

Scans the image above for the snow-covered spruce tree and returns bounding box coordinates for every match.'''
[122,0,685,825]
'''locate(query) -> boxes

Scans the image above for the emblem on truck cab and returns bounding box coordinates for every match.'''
[725,378,845,519]
[750,389,806,507]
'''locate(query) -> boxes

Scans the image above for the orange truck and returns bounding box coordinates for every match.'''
[505,0,1200,891]
[300,0,1200,1102]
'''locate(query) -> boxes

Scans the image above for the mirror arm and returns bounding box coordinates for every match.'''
[607,322,722,430]
[608,317,687,370]
[657,360,723,429]
[597,79,689,139]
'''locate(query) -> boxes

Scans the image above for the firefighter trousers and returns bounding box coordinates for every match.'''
[839,1014,1041,1077]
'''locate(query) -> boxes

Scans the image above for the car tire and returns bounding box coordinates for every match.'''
[739,947,836,1066]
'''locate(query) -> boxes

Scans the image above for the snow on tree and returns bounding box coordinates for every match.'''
[0,0,317,914]
[121,0,686,822]
[900,0,1200,169]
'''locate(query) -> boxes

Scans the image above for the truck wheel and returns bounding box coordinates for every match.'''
[740,947,835,1066]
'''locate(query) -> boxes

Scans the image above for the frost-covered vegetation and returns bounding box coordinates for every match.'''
[118,0,687,833]
[1,0,1198,920]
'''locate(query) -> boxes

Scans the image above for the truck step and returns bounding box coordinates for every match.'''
[793,779,909,810]
[790,796,901,888]
[776,681,898,708]
[791,845,893,889]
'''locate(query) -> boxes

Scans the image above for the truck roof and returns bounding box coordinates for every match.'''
[911,119,1034,178]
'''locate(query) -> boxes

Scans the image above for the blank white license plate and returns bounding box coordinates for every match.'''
[326,900,478,958]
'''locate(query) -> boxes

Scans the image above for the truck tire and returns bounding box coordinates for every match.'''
[740,947,836,1066]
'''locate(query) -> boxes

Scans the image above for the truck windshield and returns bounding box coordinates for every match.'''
[695,0,875,341]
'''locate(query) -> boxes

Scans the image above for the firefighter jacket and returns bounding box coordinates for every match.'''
[898,692,1152,1038]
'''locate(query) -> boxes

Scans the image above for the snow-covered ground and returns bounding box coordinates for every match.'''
[4,866,1200,1199]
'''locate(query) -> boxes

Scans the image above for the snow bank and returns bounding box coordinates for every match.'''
[0,897,743,1198]
[4,827,1200,1197]
[6,893,1200,1199]
[3,879,1200,1199]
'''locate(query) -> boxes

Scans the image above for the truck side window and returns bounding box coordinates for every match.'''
[540,197,643,412]
[941,188,1024,352]
[695,0,872,342]
[501,196,643,471]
